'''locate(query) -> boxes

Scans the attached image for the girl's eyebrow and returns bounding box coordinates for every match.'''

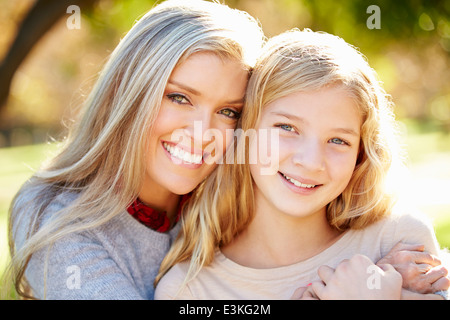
[269,111,304,122]
[270,111,359,136]
[331,128,360,137]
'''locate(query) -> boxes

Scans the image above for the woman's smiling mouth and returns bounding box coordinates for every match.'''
[163,141,203,165]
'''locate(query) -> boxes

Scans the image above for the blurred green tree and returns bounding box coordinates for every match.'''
[0,0,449,147]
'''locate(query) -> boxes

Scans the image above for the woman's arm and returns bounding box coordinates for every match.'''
[376,242,449,294]
[25,230,145,299]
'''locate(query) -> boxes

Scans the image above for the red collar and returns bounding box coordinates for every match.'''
[127,194,191,232]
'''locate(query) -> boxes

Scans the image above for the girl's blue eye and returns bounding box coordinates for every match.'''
[219,108,241,120]
[167,93,190,105]
[276,124,295,132]
[330,138,347,145]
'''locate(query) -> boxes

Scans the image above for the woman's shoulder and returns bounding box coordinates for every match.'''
[13,179,78,211]
[11,180,80,248]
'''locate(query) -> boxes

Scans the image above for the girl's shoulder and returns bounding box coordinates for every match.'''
[360,203,434,235]
[364,205,440,256]
[154,261,193,299]
[384,205,435,236]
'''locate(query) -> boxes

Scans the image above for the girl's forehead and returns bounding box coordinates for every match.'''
[259,87,362,129]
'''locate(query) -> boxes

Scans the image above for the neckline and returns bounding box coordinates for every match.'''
[216,229,356,279]
[126,193,191,232]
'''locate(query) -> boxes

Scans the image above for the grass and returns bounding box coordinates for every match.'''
[400,122,450,249]
[0,143,58,299]
[0,128,449,298]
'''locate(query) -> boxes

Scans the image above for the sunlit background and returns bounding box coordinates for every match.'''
[0,0,449,299]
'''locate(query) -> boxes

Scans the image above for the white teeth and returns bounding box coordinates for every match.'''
[281,173,316,188]
[163,142,202,164]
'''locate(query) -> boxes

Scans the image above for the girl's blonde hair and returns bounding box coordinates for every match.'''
[157,29,402,287]
[7,0,264,299]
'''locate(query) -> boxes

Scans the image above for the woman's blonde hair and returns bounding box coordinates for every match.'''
[157,29,403,288]
[7,0,264,299]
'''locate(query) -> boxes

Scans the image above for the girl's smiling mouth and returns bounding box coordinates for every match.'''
[278,171,322,190]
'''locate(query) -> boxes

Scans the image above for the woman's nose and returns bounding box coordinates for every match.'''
[182,110,214,148]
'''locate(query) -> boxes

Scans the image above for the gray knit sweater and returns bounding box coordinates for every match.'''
[13,191,180,300]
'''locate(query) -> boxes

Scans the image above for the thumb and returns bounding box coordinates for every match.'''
[290,286,308,300]
[378,263,395,272]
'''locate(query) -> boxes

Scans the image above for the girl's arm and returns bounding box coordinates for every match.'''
[293,255,402,300]
[310,255,403,300]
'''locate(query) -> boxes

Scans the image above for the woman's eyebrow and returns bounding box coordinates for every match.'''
[167,80,201,96]
[168,79,244,105]
[227,97,245,105]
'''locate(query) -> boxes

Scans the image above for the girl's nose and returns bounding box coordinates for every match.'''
[291,138,326,172]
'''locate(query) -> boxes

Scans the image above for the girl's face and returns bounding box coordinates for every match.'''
[250,86,362,220]
[143,52,248,197]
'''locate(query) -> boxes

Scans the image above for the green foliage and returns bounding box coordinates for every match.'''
[2,0,449,140]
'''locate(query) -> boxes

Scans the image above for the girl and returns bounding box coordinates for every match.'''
[7,0,264,299]
[155,29,449,299]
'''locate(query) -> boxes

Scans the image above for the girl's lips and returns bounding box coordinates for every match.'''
[278,171,322,194]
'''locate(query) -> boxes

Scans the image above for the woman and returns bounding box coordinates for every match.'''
[7,0,264,299]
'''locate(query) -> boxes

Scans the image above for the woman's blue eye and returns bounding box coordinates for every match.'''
[167,94,190,105]
[219,108,240,120]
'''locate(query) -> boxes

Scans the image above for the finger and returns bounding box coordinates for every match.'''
[411,251,441,266]
[377,243,424,265]
[426,265,448,281]
[392,242,425,253]
[416,263,433,274]
[431,276,450,292]
[378,263,402,285]
[311,281,326,300]
[317,265,335,284]
[401,289,445,300]
[302,285,319,300]
[378,263,394,273]
[290,287,308,300]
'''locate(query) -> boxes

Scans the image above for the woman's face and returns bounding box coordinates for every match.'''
[142,52,248,198]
